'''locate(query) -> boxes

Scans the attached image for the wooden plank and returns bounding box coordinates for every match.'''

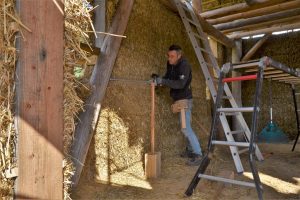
[277,77,300,81]
[168,1,235,47]
[245,0,271,5]
[222,15,300,34]
[215,8,300,31]
[228,21,300,39]
[200,0,285,19]
[196,13,235,48]
[16,0,64,199]
[71,0,134,187]
[241,34,270,62]
[207,0,300,25]
[266,74,292,79]
[263,70,284,75]
[245,66,274,72]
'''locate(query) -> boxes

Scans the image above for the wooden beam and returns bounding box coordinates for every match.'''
[272,76,299,80]
[222,15,300,34]
[70,0,134,187]
[207,0,300,25]
[200,0,285,19]
[245,66,274,72]
[16,0,64,199]
[263,70,284,75]
[167,0,234,47]
[241,33,270,62]
[196,13,235,47]
[215,8,300,31]
[192,0,202,13]
[245,0,269,5]
[265,74,291,79]
[228,21,300,39]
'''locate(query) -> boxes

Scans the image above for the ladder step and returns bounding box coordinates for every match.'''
[218,107,254,113]
[212,140,250,147]
[230,130,244,135]
[185,18,201,28]
[192,32,207,41]
[222,96,232,100]
[199,47,214,56]
[238,148,249,154]
[223,75,257,83]
[224,113,239,116]
[198,174,256,188]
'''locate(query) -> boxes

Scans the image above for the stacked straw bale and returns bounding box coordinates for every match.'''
[80,0,212,190]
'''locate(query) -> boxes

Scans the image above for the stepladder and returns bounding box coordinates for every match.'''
[173,0,264,172]
[173,0,264,199]
[185,63,265,199]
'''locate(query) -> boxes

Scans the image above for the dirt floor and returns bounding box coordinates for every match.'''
[72,143,300,200]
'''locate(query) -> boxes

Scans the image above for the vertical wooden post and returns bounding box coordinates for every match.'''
[16,1,64,199]
[232,40,243,141]
[71,0,135,186]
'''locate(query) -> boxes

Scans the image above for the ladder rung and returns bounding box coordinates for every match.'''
[192,32,207,41]
[198,47,214,56]
[224,113,239,116]
[212,140,250,147]
[218,107,254,113]
[201,61,213,67]
[295,93,300,95]
[238,148,249,154]
[185,18,201,28]
[232,61,260,70]
[213,78,219,83]
[180,3,190,12]
[222,96,232,100]
[198,174,256,188]
[230,130,244,135]
[223,75,257,83]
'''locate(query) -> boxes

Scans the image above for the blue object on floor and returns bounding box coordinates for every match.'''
[258,121,289,143]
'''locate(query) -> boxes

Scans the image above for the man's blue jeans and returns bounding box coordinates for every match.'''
[179,100,202,155]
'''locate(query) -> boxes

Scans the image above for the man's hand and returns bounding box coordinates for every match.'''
[155,77,163,86]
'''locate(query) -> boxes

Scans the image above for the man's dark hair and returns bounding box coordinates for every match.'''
[169,44,182,52]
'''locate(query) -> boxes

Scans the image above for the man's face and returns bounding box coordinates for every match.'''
[168,50,181,65]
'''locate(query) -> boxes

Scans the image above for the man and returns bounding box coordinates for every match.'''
[155,44,203,166]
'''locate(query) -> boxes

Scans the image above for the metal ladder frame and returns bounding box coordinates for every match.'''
[185,63,264,199]
[291,84,300,151]
[173,0,264,173]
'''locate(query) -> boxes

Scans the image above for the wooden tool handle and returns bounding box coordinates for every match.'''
[150,82,155,153]
[181,109,186,129]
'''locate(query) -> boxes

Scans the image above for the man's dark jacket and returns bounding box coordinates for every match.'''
[162,57,192,101]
